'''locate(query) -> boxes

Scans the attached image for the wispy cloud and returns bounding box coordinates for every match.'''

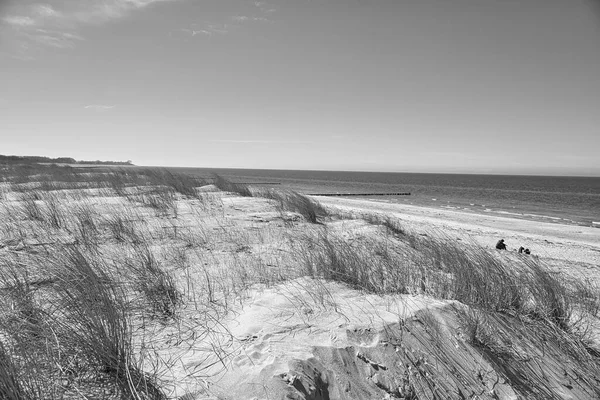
[174,22,231,38]
[27,29,84,48]
[69,0,175,25]
[32,4,62,18]
[84,104,116,111]
[232,1,275,23]
[232,15,271,23]
[176,0,276,39]
[254,1,276,14]
[2,0,176,55]
[3,15,37,27]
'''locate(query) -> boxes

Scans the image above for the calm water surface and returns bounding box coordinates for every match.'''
[168,168,600,227]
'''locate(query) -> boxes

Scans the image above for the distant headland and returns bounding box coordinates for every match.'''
[0,154,134,166]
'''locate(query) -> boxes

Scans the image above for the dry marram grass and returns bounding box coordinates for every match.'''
[0,162,599,399]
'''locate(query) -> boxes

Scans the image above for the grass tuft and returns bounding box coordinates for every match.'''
[53,246,166,399]
[362,212,405,236]
[213,174,252,197]
[130,187,178,217]
[259,189,328,224]
[105,213,143,244]
[294,225,592,335]
[125,244,182,318]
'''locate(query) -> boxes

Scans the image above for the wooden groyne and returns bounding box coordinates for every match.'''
[237,182,281,185]
[207,181,281,185]
[309,192,411,197]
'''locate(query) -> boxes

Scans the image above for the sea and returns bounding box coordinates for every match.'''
[169,168,600,228]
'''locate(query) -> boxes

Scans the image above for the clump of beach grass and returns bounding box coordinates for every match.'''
[0,245,166,399]
[3,163,205,200]
[71,200,102,248]
[361,212,406,236]
[123,244,182,318]
[212,174,253,197]
[258,188,328,224]
[293,223,594,337]
[129,187,178,217]
[0,164,213,396]
[18,192,44,222]
[140,168,204,198]
[53,246,166,399]
[0,340,45,400]
[293,227,415,293]
[104,208,146,244]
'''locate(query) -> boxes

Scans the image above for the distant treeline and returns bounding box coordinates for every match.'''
[0,155,134,166]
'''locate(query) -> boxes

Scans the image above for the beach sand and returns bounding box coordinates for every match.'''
[316,196,600,280]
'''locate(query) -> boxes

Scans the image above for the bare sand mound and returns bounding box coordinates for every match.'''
[197,184,220,192]
[195,278,600,400]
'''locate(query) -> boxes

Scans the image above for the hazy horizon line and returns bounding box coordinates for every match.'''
[141,164,600,178]
[3,153,598,178]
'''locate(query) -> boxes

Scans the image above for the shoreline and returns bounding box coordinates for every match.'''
[315,196,600,272]
[368,196,598,228]
[180,168,600,227]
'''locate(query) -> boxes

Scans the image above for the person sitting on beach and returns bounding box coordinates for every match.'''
[496,239,507,250]
[518,246,524,254]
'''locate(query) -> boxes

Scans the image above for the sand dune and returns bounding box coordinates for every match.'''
[181,195,600,399]
[3,173,599,399]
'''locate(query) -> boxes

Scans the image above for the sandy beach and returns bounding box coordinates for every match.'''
[316,196,600,272]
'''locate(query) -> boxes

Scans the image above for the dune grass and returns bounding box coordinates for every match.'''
[212,174,253,197]
[0,243,167,399]
[258,188,328,224]
[293,214,598,341]
[1,162,599,397]
[124,244,182,318]
[360,211,406,236]
[4,163,205,200]
[0,165,199,398]
[127,187,178,217]
[211,174,328,223]
[54,247,165,399]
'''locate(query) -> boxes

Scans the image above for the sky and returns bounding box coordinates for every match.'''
[1,0,599,176]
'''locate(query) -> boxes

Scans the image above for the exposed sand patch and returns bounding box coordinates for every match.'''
[208,278,444,397]
[190,276,599,400]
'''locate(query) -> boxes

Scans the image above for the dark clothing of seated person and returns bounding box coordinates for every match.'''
[496,239,507,250]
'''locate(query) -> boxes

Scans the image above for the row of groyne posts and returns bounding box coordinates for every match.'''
[232,182,411,197]
[308,192,411,197]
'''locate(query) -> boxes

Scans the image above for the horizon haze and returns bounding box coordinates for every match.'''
[1,0,599,177]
